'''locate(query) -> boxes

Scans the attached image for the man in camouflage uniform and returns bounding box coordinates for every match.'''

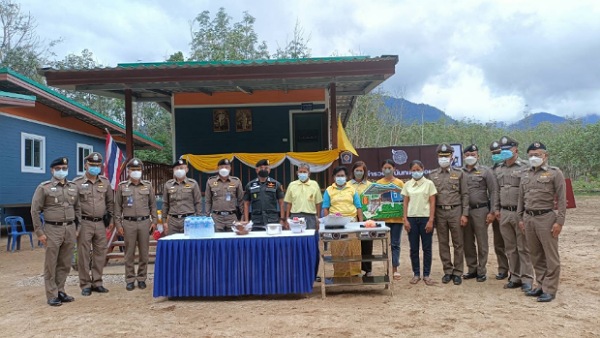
[243,159,285,231]
[73,152,114,296]
[162,158,202,234]
[31,157,80,306]
[205,158,244,231]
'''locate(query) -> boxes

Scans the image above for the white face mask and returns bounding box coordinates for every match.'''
[174,169,186,179]
[219,168,230,177]
[464,156,477,166]
[438,157,451,168]
[130,170,142,180]
[529,156,544,168]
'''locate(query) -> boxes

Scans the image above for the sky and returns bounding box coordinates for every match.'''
[18,0,600,122]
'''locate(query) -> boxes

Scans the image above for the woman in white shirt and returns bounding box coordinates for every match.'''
[401,160,437,285]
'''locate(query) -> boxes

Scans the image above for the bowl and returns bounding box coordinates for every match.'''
[289,221,307,233]
[232,221,253,235]
[266,223,282,235]
[322,215,352,226]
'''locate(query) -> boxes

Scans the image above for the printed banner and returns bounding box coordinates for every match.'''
[360,182,404,220]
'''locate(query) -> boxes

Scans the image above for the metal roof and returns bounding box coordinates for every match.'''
[0,90,36,108]
[0,68,162,149]
[40,55,398,124]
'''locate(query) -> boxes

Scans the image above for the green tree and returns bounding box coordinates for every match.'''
[273,19,311,59]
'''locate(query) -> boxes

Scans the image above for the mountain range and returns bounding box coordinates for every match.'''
[383,97,600,128]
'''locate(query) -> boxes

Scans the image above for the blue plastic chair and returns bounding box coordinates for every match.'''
[5,216,34,252]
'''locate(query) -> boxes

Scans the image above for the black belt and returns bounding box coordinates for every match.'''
[81,215,103,222]
[437,205,460,210]
[470,203,489,210]
[123,216,150,221]
[168,213,193,219]
[501,206,517,211]
[525,209,553,217]
[213,210,236,216]
[45,220,74,226]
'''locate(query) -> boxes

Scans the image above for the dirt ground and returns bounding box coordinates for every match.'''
[1,196,599,338]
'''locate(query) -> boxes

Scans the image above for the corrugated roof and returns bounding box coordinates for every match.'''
[117,56,371,69]
[0,90,35,101]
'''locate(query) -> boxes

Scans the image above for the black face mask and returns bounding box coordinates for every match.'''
[258,169,269,178]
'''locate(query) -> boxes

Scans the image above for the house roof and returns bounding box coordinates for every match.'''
[0,68,162,149]
[0,90,36,108]
[40,55,398,124]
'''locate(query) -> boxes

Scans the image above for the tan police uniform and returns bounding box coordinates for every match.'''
[163,159,202,234]
[494,136,534,287]
[114,158,157,284]
[462,144,497,278]
[205,174,244,231]
[72,152,114,291]
[517,142,566,298]
[490,141,509,278]
[30,157,81,303]
[429,144,469,278]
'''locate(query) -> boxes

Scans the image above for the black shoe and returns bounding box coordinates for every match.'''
[521,283,532,292]
[462,272,477,280]
[526,287,543,297]
[476,275,487,282]
[47,297,62,306]
[81,288,92,296]
[537,293,555,302]
[91,286,109,293]
[453,275,462,285]
[504,281,523,289]
[126,282,135,291]
[138,281,147,290]
[442,274,452,284]
[58,291,74,302]
[315,276,322,283]
[495,272,509,280]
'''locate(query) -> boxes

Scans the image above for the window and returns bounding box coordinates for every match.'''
[77,143,93,175]
[21,133,46,173]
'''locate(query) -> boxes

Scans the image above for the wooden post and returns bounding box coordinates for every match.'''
[125,89,134,160]
[329,82,337,149]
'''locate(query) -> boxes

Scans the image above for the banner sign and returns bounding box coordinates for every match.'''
[360,183,404,220]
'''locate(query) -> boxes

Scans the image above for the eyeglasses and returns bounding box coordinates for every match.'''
[54,166,68,170]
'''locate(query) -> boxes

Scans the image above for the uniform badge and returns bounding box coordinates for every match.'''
[92,154,99,161]
[441,145,447,152]
[501,137,507,144]
[185,184,191,188]
[213,181,218,186]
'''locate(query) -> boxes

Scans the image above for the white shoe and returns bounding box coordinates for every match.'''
[365,272,373,277]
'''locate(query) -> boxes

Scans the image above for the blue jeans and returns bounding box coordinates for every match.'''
[407,217,433,277]
[388,223,403,268]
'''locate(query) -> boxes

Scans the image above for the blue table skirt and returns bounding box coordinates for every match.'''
[153,234,318,297]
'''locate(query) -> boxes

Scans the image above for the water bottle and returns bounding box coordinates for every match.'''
[192,216,199,238]
[184,217,189,236]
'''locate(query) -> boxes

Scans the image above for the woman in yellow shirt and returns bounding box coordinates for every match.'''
[401,160,437,285]
[323,166,363,277]
[349,161,374,276]
[376,159,405,280]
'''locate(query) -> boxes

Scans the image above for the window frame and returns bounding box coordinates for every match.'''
[76,143,94,175]
[21,132,46,174]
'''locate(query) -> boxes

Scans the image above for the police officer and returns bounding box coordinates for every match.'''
[461,144,496,282]
[72,152,114,296]
[489,141,509,280]
[115,158,157,291]
[493,136,534,292]
[162,158,202,235]
[243,159,285,231]
[31,157,80,306]
[429,144,469,285]
[205,158,244,231]
[517,142,566,302]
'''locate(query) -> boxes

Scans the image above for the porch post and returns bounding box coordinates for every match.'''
[125,89,134,160]
[329,82,337,149]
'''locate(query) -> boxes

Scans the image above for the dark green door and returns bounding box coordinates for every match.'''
[293,112,327,152]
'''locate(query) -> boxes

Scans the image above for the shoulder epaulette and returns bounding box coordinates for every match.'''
[119,181,128,185]
[73,176,84,181]
[39,180,52,186]
[229,176,239,180]
[99,175,109,180]
[142,180,151,184]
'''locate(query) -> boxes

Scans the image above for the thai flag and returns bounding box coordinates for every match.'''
[104,131,126,190]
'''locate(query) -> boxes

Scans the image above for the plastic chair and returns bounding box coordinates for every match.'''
[5,216,34,252]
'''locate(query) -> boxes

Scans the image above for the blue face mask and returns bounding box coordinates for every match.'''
[53,169,68,180]
[298,173,309,182]
[87,166,101,176]
[411,171,424,180]
[500,149,514,160]
[335,177,347,186]
[491,154,503,164]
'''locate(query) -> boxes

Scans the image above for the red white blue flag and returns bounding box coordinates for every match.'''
[104,131,126,190]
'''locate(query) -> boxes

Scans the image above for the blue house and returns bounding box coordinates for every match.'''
[0,68,162,226]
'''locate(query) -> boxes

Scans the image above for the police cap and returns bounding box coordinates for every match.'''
[50,157,68,168]
[217,158,231,166]
[436,143,454,155]
[463,144,478,153]
[527,141,547,152]
[499,136,518,149]
[126,158,143,168]
[256,159,270,167]
[85,152,103,164]
[490,141,501,152]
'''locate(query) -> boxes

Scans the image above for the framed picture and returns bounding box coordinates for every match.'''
[213,109,230,132]
[235,109,252,132]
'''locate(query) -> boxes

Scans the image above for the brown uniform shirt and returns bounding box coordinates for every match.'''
[463,165,497,211]
[162,177,202,216]
[114,179,158,229]
[205,175,244,214]
[31,177,81,237]
[72,175,114,223]
[429,167,470,216]
[517,165,567,225]
[494,158,528,209]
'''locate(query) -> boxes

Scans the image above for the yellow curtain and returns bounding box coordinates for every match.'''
[182,153,234,173]
[337,116,358,156]
[286,150,340,164]
[234,153,287,168]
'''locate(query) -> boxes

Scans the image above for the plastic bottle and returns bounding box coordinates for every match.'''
[157,210,163,234]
